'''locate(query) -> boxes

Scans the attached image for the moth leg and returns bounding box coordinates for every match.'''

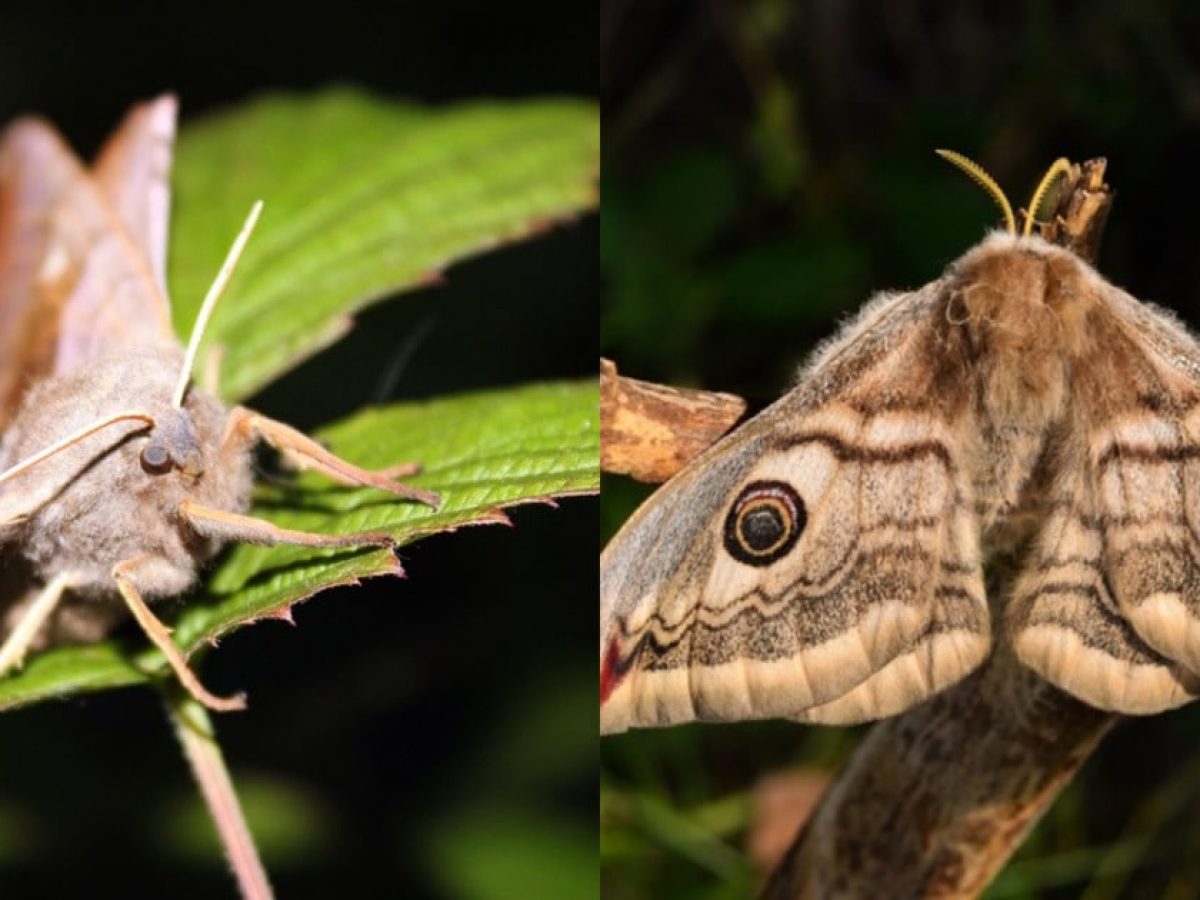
[222,406,440,507]
[179,499,394,549]
[112,557,246,713]
[376,461,422,479]
[0,571,77,675]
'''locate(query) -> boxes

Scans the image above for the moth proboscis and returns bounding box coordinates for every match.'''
[0,96,440,712]
[601,152,1200,734]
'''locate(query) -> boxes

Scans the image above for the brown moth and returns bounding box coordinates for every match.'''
[600,155,1200,734]
[0,96,438,712]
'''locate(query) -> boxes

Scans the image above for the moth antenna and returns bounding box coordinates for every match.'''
[934,149,1016,236]
[0,411,155,487]
[1022,157,1073,237]
[173,200,264,408]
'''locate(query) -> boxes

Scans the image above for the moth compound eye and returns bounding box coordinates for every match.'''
[140,443,172,474]
[723,480,805,566]
[180,449,205,479]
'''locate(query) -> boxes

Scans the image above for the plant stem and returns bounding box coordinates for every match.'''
[166,689,274,900]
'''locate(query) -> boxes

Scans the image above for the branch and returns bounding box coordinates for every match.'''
[167,690,274,900]
[602,158,1119,896]
[600,357,745,482]
[765,645,1114,897]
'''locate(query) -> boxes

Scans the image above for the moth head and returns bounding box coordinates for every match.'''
[122,200,265,483]
[140,407,204,479]
[134,201,265,482]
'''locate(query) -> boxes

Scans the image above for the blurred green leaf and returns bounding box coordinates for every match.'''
[633,151,741,255]
[477,659,597,788]
[425,809,597,900]
[748,80,807,198]
[158,772,336,867]
[601,787,755,898]
[986,840,1165,899]
[0,380,598,710]
[714,234,867,325]
[169,88,599,400]
[872,156,993,277]
[600,152,741,372]
[0,801,37,865]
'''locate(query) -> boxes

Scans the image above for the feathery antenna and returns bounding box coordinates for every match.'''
[173,201,264,408]
[935,149,1016,236]
[1023,158,1072,237]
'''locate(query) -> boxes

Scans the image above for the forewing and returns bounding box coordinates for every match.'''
[600,282,990,733]
[0,102,173,396]
[51,101,175,366]
[0,120,79,426]
[91,95,177,295]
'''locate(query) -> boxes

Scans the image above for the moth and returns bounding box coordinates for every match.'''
[0,96,438,711]
[600,155,1200,734]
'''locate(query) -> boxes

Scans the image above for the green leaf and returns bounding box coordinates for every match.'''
[425,808,598,900]
[168,88,599,400]
[0,379,598,710]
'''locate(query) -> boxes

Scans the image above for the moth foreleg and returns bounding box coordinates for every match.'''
[0,571,77,675]
[179,499,394,549]
[112,557,246,713]
[222,407,440,507]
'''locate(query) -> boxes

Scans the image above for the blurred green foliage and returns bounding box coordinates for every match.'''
[602,2,1200,897]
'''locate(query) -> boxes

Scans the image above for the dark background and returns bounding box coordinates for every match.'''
[0,4,596,899]
[602,3,1200,898]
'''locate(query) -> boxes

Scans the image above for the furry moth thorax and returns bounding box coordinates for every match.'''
[601,172,1200,734]
[946,233,1104,425]
[0,344,252,597]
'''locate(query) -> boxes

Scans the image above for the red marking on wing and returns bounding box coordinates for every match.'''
[599,636,624,705]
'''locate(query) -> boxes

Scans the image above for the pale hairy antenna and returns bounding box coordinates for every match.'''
[1022,157,1072,237]
[172,200,264,408]
[935,149,1016,236]
[0,411,155,488]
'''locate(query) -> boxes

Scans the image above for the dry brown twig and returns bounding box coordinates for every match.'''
[601,158,1119,898]
[600,357,746,482]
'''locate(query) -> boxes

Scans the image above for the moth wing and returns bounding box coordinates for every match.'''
[600,282,991,733]
[0,120,82,425]
[1063,286,1200,692]
[0,124,77,613]
[0,103,174,393]
[1008,431,1198,714]
[793,560,990,724]
[91,94,177,295]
